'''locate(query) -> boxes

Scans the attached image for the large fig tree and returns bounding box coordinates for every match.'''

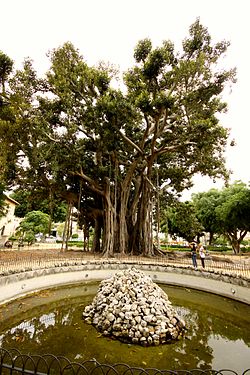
[0,20,235,256]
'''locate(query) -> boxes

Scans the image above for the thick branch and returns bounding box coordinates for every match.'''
[72,168,104,197]
[159,108,169,133]
[145,176,156,191]
[140,115,151,148]
[44,132,61,143]
[239,230,247,242]
[155,141,196,157]
[117,129,143,155]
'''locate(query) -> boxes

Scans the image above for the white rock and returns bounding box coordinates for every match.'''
[82,268,186,346]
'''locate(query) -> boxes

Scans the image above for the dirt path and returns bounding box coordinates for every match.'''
[0,247,249,263]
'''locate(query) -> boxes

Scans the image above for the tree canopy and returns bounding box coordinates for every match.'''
[160,182,250,253]
[192,182,250,253]
[10,188,67,222]
[16,210,50,244]
[0,19,236,255]
[161,201,204,243]
[214,182,250,253]
[192,188,222,245]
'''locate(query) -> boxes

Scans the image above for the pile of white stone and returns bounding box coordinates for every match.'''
[82,268,186,346]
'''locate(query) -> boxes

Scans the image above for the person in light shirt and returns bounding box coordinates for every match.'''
[199,244,206,268]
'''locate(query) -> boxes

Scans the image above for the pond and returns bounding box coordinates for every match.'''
[0,281,249,372]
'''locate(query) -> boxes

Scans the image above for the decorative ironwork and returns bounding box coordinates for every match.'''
[0,348,249,375]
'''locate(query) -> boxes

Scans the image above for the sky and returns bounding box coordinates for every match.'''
[1,0,249,198]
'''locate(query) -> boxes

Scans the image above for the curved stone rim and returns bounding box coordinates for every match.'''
[0,261,249,306]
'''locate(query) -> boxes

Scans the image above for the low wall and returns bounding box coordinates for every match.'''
[0,261,250,306]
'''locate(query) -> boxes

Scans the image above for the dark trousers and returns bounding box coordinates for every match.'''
[191,254,197,268]
[200,258,205,268]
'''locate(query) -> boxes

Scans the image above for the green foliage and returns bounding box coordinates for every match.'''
[124,18,235,196]
[23,231,36,245]
[0,51,13,92]
[0,52,15,183]
[16,210,50,240]
[216,182,250,231]
[161,244,190,251]
[192,189,222,243]
[133,39,152,63]
[206,245,231,253]
[192,182,250,253]
[241,247,250,253]
[8,235,17,241]
[213,236,229,246]
[56,222,65,237]
[11,189,67,222]
[0,20,237,255]
[161,201,204,242]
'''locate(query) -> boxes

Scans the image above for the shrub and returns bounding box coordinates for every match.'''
[241,246,250,253]
[207,245,231,253]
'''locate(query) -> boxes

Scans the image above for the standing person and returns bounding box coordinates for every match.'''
[199,244,206,268]
[190,242,197,269]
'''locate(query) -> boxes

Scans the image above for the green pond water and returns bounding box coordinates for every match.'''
[0,282,249,372]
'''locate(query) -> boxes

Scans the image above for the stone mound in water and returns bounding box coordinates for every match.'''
[82,268,186,346]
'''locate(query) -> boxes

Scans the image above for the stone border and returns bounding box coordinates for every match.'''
[0,261,249,306]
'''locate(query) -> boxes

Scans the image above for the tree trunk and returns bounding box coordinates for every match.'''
[136,176,154,256]
[61,201,72,252]
[118,159,143,254]
[119,189,129,255]
[126,175,142,254]
[91,217,102,252]
[231,237,240,254]
[102,177,115,257]
[83,223,89,251]
[227,229,247,254]
[155,167,160,250]
[48,186,54,235]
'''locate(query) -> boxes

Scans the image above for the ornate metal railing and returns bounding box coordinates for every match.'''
[0,348,249,375]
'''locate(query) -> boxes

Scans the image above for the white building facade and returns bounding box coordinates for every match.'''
[0,196,20,245]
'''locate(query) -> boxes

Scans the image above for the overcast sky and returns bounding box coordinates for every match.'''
[1,0,249,198]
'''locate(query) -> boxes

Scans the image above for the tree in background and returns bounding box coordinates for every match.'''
[10,188,67,222]
[161,201,204,243]
[192,189,222,245]
[0,56,67,233]
[16,210,50,244]
[0,51,15,185]
[0,51,13,93]
[192,182,250,253]
[215,182,250,253]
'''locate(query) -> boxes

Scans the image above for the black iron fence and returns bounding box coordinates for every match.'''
[0,348,249,375]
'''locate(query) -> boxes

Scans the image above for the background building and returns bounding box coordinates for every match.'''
[0,196,20,246]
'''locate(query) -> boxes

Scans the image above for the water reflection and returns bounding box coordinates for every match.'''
[208,336,250,373]
[0,283,249,371]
